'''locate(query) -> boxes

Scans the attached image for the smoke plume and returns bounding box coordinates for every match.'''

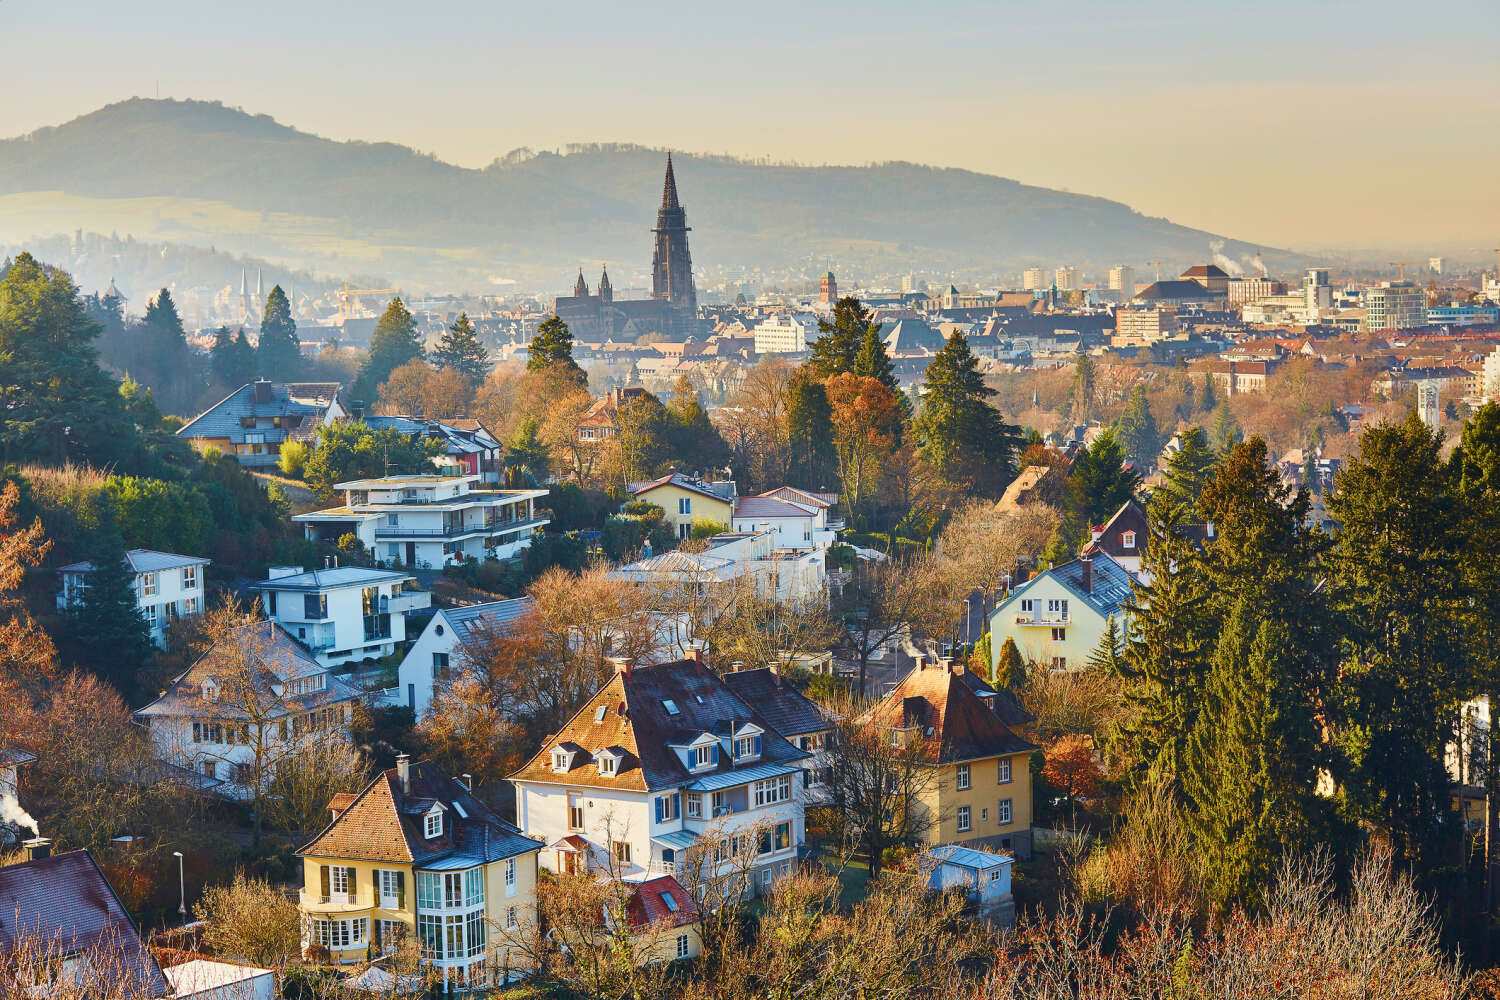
[1,792,40,838]
[1209,239,1245,276]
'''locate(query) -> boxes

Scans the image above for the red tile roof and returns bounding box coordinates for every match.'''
[867,664,1036,765]
[625,875,700,930]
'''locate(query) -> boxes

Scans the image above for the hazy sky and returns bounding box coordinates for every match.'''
[2,0,1496,252]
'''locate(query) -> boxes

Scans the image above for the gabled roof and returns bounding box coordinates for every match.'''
[1008,552,1135,619]
[722,668,831,738]
[299,760,539,865]
[1135,280,1220,302]
[0,746,37,768]
[954,670,1035,729]
[757,486,836,508]
[176,381,341,442]
[0,850,170,996]
[255,566,413,592]
[1181,264,1229,279]
[882,318,946,354]
[628,474,734,505]
[624,875,700,930]
[442,598,534,646]
[58,548,210,575]
[867,664,1036,765]
[510,659,806,792]
[732,496,815,520]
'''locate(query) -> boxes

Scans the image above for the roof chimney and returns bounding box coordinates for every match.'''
[686,641,706,673]
[1080,554,1093,595]
[913,653,928,671]
[461,773,473,791]
[22,838,51,862]
[607,655,633,680]
[396,754,411,795]
[767,661,783,686]
[253,379,273,404]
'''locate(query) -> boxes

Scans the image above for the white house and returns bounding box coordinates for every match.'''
[56,549,210,648]
[751,313,819,355]
[610,529,826,610]
[252,564,431,668]
[987,553,1133,673]
[510,652,807,898]
[395,597,533,718]
[293,475,549,569]
[730,495,837,551]
[133,620,360,795]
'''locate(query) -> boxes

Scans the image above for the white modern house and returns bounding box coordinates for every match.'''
[510,652,808,898]
[987,553,1133,673]
[395,597,533,718]
[610,529,826,610]
[133,620,361,794]
[729,495,838,551]
[292,475,549,569]
[57,549,210,648]
[252,564,431,668]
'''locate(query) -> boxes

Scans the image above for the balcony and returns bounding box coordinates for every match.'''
[372,515,548,542]
[1013,614,1068,626]
[299,890,369,913]
[381,591,431,614]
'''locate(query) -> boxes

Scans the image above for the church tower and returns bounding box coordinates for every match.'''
[573,269,589,298]
[650,154,697,333]
[598,265,613,304]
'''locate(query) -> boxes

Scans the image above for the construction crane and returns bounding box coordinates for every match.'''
[336,283,399,321]
[1389,261,1407,282]
[1146,260,1162,282]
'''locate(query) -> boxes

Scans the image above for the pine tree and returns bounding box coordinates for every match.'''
[666,375,730,472]
[1086,615,1122,674]
[787,368,837,490]
[1200,371,1218,414]
[994,635,1026,692]
[69,525,153,700]
[431,312,490,385]
[914,331,1019,496]
[256,285,302,381]
[140,288,197,413]
[1114,385,1161,466]
[527,315,587,386]
[808,296,875,378]
[1150,426,1218,519]
[354,296,422,401]
[1209,400,1241,452]
[1070,355,1097,424]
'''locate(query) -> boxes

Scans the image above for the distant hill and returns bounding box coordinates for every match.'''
[0,99,1297,291]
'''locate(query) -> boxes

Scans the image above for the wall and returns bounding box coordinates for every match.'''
[636,485,732,540]
[989,578,1110,672]
[915,753,1033,857]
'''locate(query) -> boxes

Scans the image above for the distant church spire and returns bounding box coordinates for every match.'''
[651,154,696,333]
[256,268,263,300]
[661,152,681,211]
[598,264,612,303]
[574,268,589,298]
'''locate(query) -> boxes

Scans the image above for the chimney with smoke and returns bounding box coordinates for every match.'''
[1,791,40,840]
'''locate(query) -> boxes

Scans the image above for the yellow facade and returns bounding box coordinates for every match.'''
[633,484,732,540]
[632,922,703,965]
[914,751,1033,850]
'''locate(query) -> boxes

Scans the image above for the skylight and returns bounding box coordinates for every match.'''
[660,891,679,912]
[662,699,680,716]
[451,801,468,819]
[595,705,608,723]
[694,694,704,704]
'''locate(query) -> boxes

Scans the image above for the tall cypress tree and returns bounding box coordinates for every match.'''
[256,285,302,381]
[431,312,490,385]
[914,331,1018,496]
[355,296,422,401]
[70,525,153,700]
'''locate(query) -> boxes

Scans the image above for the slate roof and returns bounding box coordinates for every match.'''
[883,318,947,354]
[1007,552,1134,619]
[732,496,815,520]
[0,850,170,996]
[299,760,540,865]
[867,664,1036,765]
[1135,280,1220,302]
[0,746,37,768]
[134,620,359,722]
[510,659,806,792]
[58,548,209,575]
[722,668,831,738]
[442,598,535,646]
[628,474,734,505]
[255,567,413,592]
[176,381,340,444]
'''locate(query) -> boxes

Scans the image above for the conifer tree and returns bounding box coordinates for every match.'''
[1069,355,1097,424]
[527,315,587,386]
[808,297,876,378]
[1200,371,1218,413]
[995,635,1026,692]
[69,524,153,700]
[1209,401,1241,452]
[354,296,422,400]
[787,368,837,490]
[255,285,302,381]
[1113,385,1161,466]
[140,288,198,412]
[431,312,490,385]
[914,331,1019,496]
[1085,615,1122,675]
[1149,425,1217,519]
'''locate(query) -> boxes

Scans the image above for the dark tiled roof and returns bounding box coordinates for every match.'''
[1010,552,1134,619]
[443,598,533,646]
[58,548,209,575]
[869,665,1036,765]
[510,660,806,792]
[176,382,340,444]
[722,668,830,738]
[299,760,538,865]
[757,486,835,508]
[628,474,733,505]
[0,850,170,996]
[1135,280,1220,302]
[732,496,814,520]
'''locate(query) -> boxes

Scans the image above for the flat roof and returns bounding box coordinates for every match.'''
[335,475,479,489]
[254,567,414,591]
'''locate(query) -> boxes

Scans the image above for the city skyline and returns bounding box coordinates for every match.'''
[1,0,1496,253]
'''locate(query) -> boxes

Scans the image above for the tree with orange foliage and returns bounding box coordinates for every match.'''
[1042,734,1102,829]
[377,359,476,420]
[824,373,903,526]
[0,481,57,693]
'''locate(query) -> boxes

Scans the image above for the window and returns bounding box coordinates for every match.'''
[183,596,199,614]
[140,573,158,597]
[678,497,692,515]
[678,522,691,540]
[989,868,1003,883]
[201,760,216,779]
[505,858,517,896]
[594,705,608,723]
[1051,627,1067,642]
[998,758,1012,784]
[798,733,824,752]
[1051,656,1067,670]
[568,795,585,830]
[310,917,367,950]
[386,513,400,526]
[265,591,276,615]
[425,807,442,839]
[662,699,680,716]
[1047,598,1069,620]
[1121,530,1137,550]
[685,793,702,818]
[694,744,715,769]
[998,798,1013,825]
[417,913,442,957]
[957,805,971,832]
[144,604,159,627]
[506,906,518,929]
[303,593,327,619]
[598,754,619,776]
[753,775,792,807]
[416,872,443,909]
[432,652,449,678]
[676,933,690,958]
[378,870,403,909]
[1019,598,1033,615]
[982,807,989,821]
[376,919,405,952]
[612,841,632,865]
[465,909,486,956]
[734,733,762,761]
[181,565,198,590]
[329,865,351,899]
[552,749,572,773]
[956,764,970,790]
[655,793,680,823]
[464,867,485,907]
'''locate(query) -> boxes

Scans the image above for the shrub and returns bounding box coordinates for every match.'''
[277,439,310,478]
[690,517,728,540]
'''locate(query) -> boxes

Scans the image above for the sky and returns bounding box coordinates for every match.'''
[1,0,1496,253]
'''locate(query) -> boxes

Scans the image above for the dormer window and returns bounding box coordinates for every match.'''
[552,748,574,773]
[1121,530,1137,550]
[694,744,716,769]
[733,733,762,762]
[599,757,618,776]
[424,805,443,840]
[201,679,218,702]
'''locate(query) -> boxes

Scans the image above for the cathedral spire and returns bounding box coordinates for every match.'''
[574,268,589,298]
[598,264,612,303]
[661,153,680,211]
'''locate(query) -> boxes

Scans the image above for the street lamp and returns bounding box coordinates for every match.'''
[173,851,186,924]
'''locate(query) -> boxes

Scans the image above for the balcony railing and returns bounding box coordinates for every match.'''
[381,592,431,614]
[1014,614,1069,626]
[372,515,548,541]
[300,890,366,909]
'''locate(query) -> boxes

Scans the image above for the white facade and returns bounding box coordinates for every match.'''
[1107,265,1136,296]
[751,313,819,354]
[394,598,530,719]
[1054,266,1082,292]
[730,498,837,552]
[56,549,209,648]
[1417,381,1441,429]
[987,556,1131,673]
[293,475,549,569]
[254,565,431,668]
[1021,267,1050,291]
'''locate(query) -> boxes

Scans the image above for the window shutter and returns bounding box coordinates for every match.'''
[396,871,405,909]
[673,793,680,818]
[373,918,383,948]
[320,865,330,898]
[373,869,381,900]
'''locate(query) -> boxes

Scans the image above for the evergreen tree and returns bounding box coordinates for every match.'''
[914,331,1019,496]
[1209,400,1241,452]
[1085,614,1122,674]
[614,391,673,482]
[1069,355,1097,424]
[503,417,551,485]
[995,635,1026,692]
[666,375,731,472]
[1113,385,1161,466]
[1200,371,1218,413]
[787,368,837,490]
[139,288,197,412]
[808,296,877,378]
[527,315,587,387]
[1149,425,1218,519]
[69,523,153,700]
[431,312,490,385]
[853,323,897,393]
[255,285,302,381]
[209,325,255,390]
[354,296,422,401]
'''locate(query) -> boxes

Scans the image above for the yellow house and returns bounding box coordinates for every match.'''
[869,657,1037,858]
[617,875,704,965]
[297,755,542,993]
[627,473,735,541]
